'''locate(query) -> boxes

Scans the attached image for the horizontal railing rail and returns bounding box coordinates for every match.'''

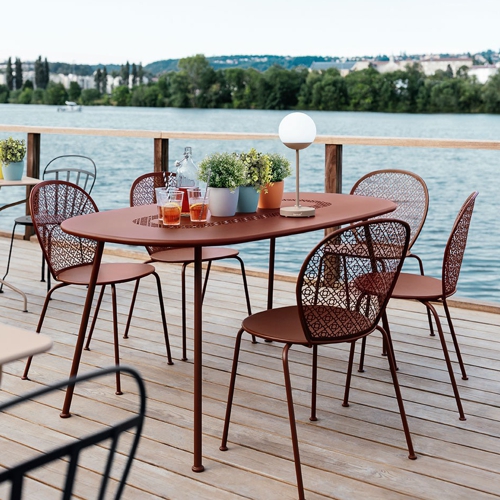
[1,124,500,238]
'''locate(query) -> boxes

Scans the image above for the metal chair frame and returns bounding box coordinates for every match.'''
[0,366,145,500]
[24,180,173,394]
[219,219,415,500]
[127,171,253,361]
[1,155,97,295]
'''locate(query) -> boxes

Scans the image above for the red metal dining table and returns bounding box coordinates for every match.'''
[60,192,396,472]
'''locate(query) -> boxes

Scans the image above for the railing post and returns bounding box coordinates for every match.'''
[154,138,169,172]
[324,144,343,237]
[24,133,41,239]
[325,144,342,194]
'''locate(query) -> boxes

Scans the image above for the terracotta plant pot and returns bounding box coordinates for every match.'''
[258,180,284,209]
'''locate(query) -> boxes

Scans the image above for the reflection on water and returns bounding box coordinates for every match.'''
[1,104,498,302]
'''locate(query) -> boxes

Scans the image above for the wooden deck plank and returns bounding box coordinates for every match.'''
[1,235,500,499]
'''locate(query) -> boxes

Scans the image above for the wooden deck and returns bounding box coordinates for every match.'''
[1,234,500,499]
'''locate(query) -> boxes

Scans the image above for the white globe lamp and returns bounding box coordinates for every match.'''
[278,112,316,217]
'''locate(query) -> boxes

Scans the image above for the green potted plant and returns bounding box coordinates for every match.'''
[258,152,292,209]
[236,148,272,213]
[198,152,246,216]
[0,137,27,181]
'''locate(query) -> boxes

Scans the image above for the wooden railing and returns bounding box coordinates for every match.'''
[2,124,500,237]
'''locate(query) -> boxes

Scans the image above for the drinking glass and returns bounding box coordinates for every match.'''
[155,187,168,220]
[157,189,183,226]
[187,187,209,222]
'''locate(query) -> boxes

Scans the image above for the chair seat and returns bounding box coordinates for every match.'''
[150,246,239,264]
[392,272,446,301]
[242,306,308,344]
[14,215,33,226]
[57,262,156,286]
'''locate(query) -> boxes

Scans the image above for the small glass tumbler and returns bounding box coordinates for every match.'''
[155,187,168,221]
[158,189,184,226]
[187,187,209,222]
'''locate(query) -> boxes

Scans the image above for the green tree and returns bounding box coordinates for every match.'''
[257,65,305,110]
[344,67,381,111]
[112,85,130,106]
[31,88,45,104]
[482,72,500,113]
[34,56,49,89]
[68,81,82,101]
[44,58,50,88]
[120,62,130,86]
[18,88,33,104]
[131,63,137,86]
[22,80,34,90]
[169,71,191,107]
[101,67,108,94]
[94,69,102,94]
[80,88,101,105]
[6,58,13,90]
[0,84,9,103]
[178,54,217,107]
[44,82,68,105]
[14,58,23,90]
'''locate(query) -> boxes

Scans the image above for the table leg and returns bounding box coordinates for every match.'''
[60,241,104,418]
[192,245,204,472]
[267,237,276,310]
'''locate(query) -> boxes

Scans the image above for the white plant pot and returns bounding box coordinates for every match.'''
[208,187,239,217]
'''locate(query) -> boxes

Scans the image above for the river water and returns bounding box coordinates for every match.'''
[0,104,498,303]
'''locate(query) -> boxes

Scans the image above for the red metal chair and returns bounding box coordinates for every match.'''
[129,171,253,361]
[220,219,415,500]
[24,180,173,394]
[383,191,478,421]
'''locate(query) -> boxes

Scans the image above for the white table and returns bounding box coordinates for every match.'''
[0,176,41,311]
[0,323,52,386]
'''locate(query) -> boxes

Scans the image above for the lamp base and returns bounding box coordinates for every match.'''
[280,205,316,218]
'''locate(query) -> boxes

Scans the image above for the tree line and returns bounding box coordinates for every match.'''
[2,54,500,113]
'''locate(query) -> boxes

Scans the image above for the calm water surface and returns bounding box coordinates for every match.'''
[1,104,498,302]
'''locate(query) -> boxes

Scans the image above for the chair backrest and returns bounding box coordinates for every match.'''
[0,366,145,500]
[297,219,410,344]
[129,171,177,254]
[43,155,97,194]
[29,180,99,278]
[350,169,429,252]
[130,171,177,207]
[442,191,478,297]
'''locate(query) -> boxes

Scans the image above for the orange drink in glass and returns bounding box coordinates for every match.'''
[187,188,209,222]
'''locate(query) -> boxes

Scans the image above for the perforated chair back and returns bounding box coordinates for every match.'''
[0,366,145,500]
[43,155,97,194]
[350,169,428,252]
[297,219,410,344]
[29,180,98,279]
[130,171,177,254]
[442,191,478,297]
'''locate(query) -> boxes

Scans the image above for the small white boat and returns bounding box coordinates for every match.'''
[57,101,82,112]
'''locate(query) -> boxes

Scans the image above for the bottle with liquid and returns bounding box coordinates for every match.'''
[175,147,199,214]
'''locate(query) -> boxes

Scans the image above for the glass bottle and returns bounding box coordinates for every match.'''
[175,147,199,214]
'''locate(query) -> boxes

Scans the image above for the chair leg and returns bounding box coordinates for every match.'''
[220,328,245,451]
[0,221,18,292]
[41,254,45,282]
[358,337,366,373]
[84,285,106,351]
[378,326,417,460]
[424,301,466,420]
[111,284,123,395]
[201,261,211,302]
[123,280,140,339]
[181,263,188,361]
[343,341,357,407]
[310,344,318,421]
[282,343,306,500]
[23,282,68,380]
[152,271,173,365]
[233,255,256,344]
[442,299,468,381]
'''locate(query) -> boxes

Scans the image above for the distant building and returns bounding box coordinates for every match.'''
[309,61,356,76]
[419,56,473,76]
[468,64,499,84]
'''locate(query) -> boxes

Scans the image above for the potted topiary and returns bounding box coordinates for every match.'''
[236,148,272,213]
[198,152,246,217]
[0,137,27,181]
[258,152,292,209]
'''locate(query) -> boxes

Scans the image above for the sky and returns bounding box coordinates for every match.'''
[1,0,499,66]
